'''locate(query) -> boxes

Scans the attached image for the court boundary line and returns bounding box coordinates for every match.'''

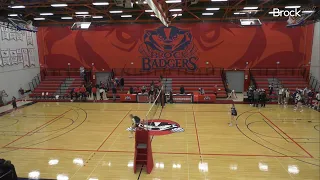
[259,112,314,158]
[83,108,229,113]
[2,109,72,148]
[96,110,131,151]
[191,105,202,160]
[2,146,311,158]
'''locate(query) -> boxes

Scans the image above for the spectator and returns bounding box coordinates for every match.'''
[260,89,267,107]
[86,82,92,98]
[278,87,284,104]
[284,89,290,107]
[111,69,115,79]
[19,87,26,102]
[92,86,97,102]
[74,87,80,100]
[307,89,314,107]
[99,86,104,100]
[112,86,117,102]
[253,89,260,107]
[115,77,119,86]
[180,85,185,94]
[316,91,320,111]
[120,77,124,91]
[80,85,86,101]
[12,96,17,110]
[213,85,218,96]
[169,89,173,103]
[248,88,254,106]
[141,86,146,94]
[269,83,274,96]
[294,92,303,112]
[129,86,134,94]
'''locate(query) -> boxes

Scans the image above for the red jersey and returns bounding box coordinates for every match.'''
[92,87,97,93]
[74,88,79,93]
[80,87,86,93]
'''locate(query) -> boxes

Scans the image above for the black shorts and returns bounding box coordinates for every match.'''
[149,90,154,95]
[93,93,96,96]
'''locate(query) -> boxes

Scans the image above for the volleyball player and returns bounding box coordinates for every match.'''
[229,104,237,126]
[128,114,141,138]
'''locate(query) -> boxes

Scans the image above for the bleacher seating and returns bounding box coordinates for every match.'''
[121,75,227,98]
[29,76,84,99]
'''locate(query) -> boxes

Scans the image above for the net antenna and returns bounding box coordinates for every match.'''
[144,86,163,130]
[7,17,37,32]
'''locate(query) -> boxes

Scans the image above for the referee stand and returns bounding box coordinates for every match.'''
[133,128,154,174]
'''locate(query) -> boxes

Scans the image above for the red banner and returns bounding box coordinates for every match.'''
[120,94,137,102]
[137,94,149,103]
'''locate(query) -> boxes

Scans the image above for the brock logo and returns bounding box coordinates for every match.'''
[204,96,211,100]
[125,96,131,100]
[127,119,184,136]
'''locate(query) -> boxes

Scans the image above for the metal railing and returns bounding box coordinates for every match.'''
[111,67,223,76]
[28,73,41,91]
[249,69,257,89]
[249,68,306,77]
[220,69,228,93]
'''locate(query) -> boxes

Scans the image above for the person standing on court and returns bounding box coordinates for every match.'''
[180,85,185,94]
[92,86,97,102]
[278,87,284,104]
[269,83,274,96]
[253,89,260,107]
[12,96,17,110]
[120,77,124,91]
[260,89,267,107]
[229,104,237,126]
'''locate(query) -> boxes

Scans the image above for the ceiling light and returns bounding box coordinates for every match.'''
[57,174,69,180]
[202,13,214,15]
[172,14,182,16]
[302,10,315,14]
[51,4,68,7]
[165,0,181,3]
[93,2,109,5]
[234,12,245,15]
[48,159,59,165]
[8,14,18,17]
[40,13,53,16]
[34,18,45,20]
[121,15,132,18]
[145,10,153,12]
[109,11,123,13]
[206,8,220,10]
[73,158,84,166]
[211,0,228,1]
[92,16,103,19]
[75,12,89,15]
[61,17,73,19]
[285,6,301,9]
[9,5,25,8]
[150,14,155,17]
[28,171,40,179]
[243,7,258,10]
[169,9,182,12]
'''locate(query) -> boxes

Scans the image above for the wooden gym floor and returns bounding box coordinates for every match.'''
[0,102,319,180]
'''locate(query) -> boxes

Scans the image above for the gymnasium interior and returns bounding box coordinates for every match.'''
[0,0,319,179]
